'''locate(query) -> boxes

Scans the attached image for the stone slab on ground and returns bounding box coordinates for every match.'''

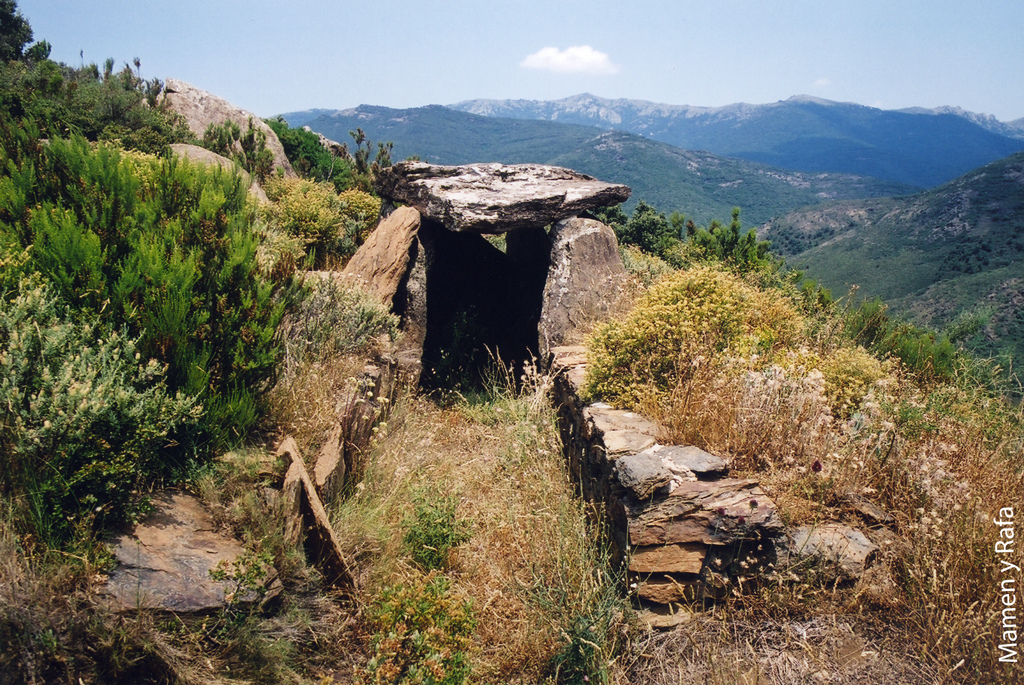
[102,490,280,613]
[789,524,878,579]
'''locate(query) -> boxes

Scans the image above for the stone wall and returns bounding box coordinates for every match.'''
[550,346,879,612]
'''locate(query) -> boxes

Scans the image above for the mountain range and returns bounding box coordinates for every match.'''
[284,104,913,226]
[450,94,1024,188]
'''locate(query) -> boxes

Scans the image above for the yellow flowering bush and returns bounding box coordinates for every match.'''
[586,264,804,408]
[818,345,887,418]
[263,177,343,245]
[338,188,382,243]
[262,179,381,266]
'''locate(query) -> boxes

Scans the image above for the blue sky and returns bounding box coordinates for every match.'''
[17,0,1024,121]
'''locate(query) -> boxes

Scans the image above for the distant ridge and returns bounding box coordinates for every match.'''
[292,103,913,226]
[449,94,1024,188]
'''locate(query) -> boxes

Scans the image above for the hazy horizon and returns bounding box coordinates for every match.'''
[17,0,1024,122]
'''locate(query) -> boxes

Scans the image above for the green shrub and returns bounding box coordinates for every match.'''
[362,572,475,685]
[403,489,470,572]
[586,265,804,408]
[818,345,887,417]
[265,117,354,191]
[846,298,959,382]
[619,244,675,286]
[201,117,274,182]
[0,130,286,452]
[0,282,199,543]
[262,176,371,266]
[685,207,779,273]
[280,274,399,374]
[0,56,192,155]
[337,188,381,243]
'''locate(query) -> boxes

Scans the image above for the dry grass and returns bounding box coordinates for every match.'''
[618,613,938,685]
[331,365,630,682]
[585,263,1024,684]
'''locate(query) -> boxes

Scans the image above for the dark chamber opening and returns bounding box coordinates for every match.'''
[417,220,550,390]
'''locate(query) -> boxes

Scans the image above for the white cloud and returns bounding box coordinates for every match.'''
[520,46,620,75]
[812,77,832,88]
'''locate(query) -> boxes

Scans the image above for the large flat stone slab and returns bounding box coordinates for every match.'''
[102,490,280,613]
[375,162,631,233]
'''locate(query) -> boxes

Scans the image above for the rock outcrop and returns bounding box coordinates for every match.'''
[169,143,269,203]
[375,162,631,233]
[102,491,281,613]
[162,78,295,178]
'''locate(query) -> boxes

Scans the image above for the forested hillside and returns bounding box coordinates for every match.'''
[762,149,1024,368]
[452,93,1024,188]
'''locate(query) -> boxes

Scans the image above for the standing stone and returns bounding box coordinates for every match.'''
[394,234,428,385]
[538,218,627,362]
[278,438,353,589]
[342,206,421,307]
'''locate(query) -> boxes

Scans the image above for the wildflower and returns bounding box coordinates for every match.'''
[717,507,726,517]
[749,499,759,510]
[811,459,823,473]
[738,516,746,525]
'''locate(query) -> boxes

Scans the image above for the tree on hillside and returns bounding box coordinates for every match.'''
[0,0,31,62]
[688,207,777,272]
[618,200,678,257]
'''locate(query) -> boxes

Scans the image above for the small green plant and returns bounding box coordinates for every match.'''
[403,490,470,572]
[845,297,959,382]
[544,583,624,685]
[209,549,273,617]
[361,572,475,685]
